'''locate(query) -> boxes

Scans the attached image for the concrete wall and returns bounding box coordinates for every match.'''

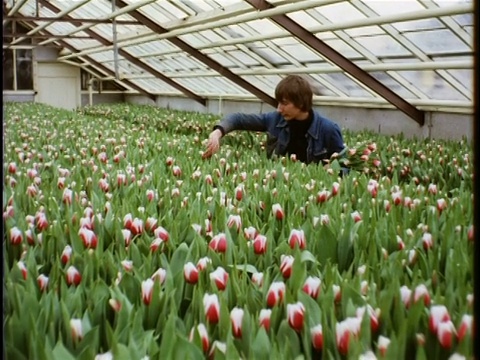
[81,93,125,107]
[126,94,473,142]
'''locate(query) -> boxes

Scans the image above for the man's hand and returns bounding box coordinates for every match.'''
[202,129,223,159]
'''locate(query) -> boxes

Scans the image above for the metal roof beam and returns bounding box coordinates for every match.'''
[58,0,338,58]
[114,0,276,107]
[246,0,425,126]
[39,29,153,98]
[38,0,206,106]
[10,0,90,45]
[4,15,141,25]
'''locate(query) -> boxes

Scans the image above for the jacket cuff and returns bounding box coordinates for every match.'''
[213,125,225,136]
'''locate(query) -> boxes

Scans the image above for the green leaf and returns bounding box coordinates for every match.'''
[52,342,76,360]
[250,327,271,359]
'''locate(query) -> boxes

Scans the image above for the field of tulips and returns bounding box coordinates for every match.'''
[3,101,474,360]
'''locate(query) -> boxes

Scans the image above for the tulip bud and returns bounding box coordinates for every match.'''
[310,324,323,350]
[151,267,167,285]
[377,335,390,357]
[279,254,294,279]
[272,203,284,220]
[287,302,305,332]
[259,309,271,331]
[66,266,81,286]
[209,233,227,253]
[209,267,229,291]
[70,319,83,342]
[141,278,154,305]
[184,262,199,284]
[203,293,220,324]
[252,234,267,254]
[302,276,321,299]
[288,229,306,250]
[251,272,264,287]
[266,281,285,307]
[189,323,209,353]
[230,307,244,338]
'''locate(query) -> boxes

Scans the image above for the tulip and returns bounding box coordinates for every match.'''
[79,216,94,230]
[145,217,158,233]
[121,260,133,272]
[26,185,38,197]
[154,226,170,242]
[141,278,154,305]
[61,245,73,264]
[209,233,227,253]
[66,266,81,286]
[377,335,390,357]
[116,173,127,186]
[109,298,122,312]
[70,318,83,342]
[203,293,220,324]
[123,213,133,230]
[457,314,473,341]
[252,234,267,254]
[130,218,143,236]
[448,354,467,360]
[332,182,340,196]
[184,262,199,284]
[302,276,321,299]
[437,320,456,348]
[287,302,305,332]
[336,317,362,355]
[196,256,212,271]
[311,324,323,350]
[280,254,294,278]
[121,229,132,247]
[98,178,109,192]
[467,225,474,241]
[17,261,27,280]
[150,238,165,253]
[437,198,447,213]
[266,281,286,307]
[226,214,242,232]
[172,165,182,176]
[208,341,226,359]
[272,203,284,220]
[63,188,73,205]
[429,305,451,333]
[288,229,306,250]
[422,232,433,250]
[25,229,35,245]
[230,307,244,338]
[251,272,264,287]
[400,285,412,307]
[35,212,49,232]
[189,323,209,353]
[235,185,244,201]
[258,309,271,331]
[146,189,156,202]
[333,284,342,303]
[10,227,23,245]
[37,274,49,291]
[356,305,380,333]
[209,267,229,291]
[244,226,258,240]
[351,211,362,223]
[428,183,438,195]
[8,162,16,174]
[316,190,330,203]
[413,284,431,306]
[151,267,167,284]
[78,228,98,249]
[392,191,402,206]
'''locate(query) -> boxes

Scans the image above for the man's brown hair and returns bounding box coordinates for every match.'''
[274,75,313,111]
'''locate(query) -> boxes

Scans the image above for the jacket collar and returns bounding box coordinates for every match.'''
[276,111,322,140]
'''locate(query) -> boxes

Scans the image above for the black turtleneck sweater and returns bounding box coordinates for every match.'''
[285,110,313,163]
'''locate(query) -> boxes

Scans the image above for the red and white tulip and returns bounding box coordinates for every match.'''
[203,293,220,324]
[230,307,244,338]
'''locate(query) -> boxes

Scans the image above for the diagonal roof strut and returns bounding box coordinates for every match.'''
[245,0,425,126]
[38,0,206,106]
[113,0,277,108]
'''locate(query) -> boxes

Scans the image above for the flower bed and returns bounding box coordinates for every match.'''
[3,102,474,359]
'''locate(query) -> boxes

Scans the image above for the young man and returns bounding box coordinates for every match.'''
[202,75,347,167]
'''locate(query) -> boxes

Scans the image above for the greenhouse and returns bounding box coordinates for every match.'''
[3,0,477,359]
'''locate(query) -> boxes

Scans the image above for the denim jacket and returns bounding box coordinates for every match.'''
[215,110,346,165]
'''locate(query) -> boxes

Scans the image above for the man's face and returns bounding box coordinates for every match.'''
[276,100,303,121]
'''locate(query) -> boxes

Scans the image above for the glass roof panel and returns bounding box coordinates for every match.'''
[6,0,473,109]
[403,29,471,55]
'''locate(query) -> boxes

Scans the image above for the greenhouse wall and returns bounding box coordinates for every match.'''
[125,94,473,142]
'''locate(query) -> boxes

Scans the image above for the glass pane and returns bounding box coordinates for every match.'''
[319,73,374,97]
[281,44,320,63]
[355,35,411,57]
[403,29,471,54]
[248,46,287,66]
[362,0,424,16]
[3,49,14,90]
[322,39,363,59]
[392,18,444,32]
[398,70,469,100]
[227,50,259,66]
[369,71,420,99]
[16,49,33,90]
